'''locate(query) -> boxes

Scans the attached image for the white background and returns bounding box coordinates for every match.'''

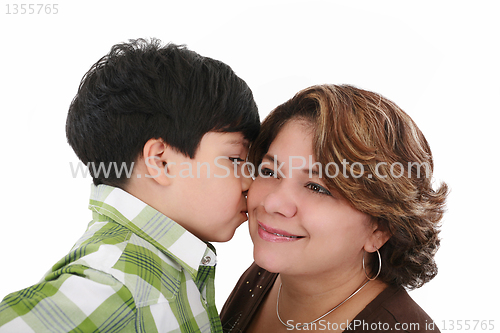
[1,0,498,331]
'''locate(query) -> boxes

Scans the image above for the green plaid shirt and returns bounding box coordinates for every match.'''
[0,185,222,333]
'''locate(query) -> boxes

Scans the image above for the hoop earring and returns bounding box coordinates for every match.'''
[362,248,382,281]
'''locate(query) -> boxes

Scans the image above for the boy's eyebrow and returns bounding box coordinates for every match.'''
[225,138,249,148]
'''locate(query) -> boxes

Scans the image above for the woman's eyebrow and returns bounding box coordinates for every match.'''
[264,153,321,177]
[307,168,320,176]
[262,154,278,164]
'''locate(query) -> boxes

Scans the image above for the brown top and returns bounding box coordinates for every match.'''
[220,262,440,332]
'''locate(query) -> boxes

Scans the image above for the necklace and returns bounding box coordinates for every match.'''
[276,279,370,329]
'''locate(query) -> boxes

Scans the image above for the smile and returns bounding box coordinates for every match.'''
[261,225,302,238]
[257,222,305,242]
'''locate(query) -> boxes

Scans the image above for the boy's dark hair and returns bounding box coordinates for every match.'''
[66,38,259,187]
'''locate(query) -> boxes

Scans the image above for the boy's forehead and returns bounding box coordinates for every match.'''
[209,131,249,147]
[198,131,249,151]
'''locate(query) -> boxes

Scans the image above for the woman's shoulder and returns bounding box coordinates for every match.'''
[220,262,278,333]
[351,284,440,332]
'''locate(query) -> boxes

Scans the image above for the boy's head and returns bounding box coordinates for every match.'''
[66,38,260,242]
[66,38,259,187]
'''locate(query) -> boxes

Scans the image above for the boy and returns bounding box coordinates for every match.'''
[0,38,259,332]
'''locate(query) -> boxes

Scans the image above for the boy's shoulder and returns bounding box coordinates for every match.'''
[0,220,136,332]
[58,219,186,298]
[0,218,187,333]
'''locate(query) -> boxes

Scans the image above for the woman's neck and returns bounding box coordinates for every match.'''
[280,264,364,299]
[276,269,388,329]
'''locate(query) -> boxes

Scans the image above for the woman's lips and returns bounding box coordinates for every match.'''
[257,222,305,242]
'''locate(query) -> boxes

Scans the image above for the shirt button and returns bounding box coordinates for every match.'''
[202,256,211,265]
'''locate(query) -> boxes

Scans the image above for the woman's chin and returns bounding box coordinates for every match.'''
[252,247,283,274]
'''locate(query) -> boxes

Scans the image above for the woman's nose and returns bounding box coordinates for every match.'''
[262,183,297,218]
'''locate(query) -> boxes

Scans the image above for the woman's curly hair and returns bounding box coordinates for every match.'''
[249,84,448,289]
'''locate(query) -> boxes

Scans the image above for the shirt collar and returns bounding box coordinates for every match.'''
[88,184,216,277]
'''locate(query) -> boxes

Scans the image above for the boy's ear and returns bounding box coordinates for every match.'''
[142,138,171,186]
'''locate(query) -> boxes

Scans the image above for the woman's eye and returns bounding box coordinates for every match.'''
[260,168,275,178]
[306,183,331,196]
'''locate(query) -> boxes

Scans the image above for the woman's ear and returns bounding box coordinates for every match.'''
[142,138,171,186]
[364,219,392,252]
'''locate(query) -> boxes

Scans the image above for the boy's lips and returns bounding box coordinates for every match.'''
[240,211,248,221]
[239,204,248,222]
[257,222,305,242]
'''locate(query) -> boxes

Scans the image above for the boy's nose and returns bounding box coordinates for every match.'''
[241,172,252,192]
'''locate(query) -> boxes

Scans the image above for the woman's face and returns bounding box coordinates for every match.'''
[248,120,377,277]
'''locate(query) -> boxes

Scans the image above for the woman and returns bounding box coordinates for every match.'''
[221,84,447,332]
